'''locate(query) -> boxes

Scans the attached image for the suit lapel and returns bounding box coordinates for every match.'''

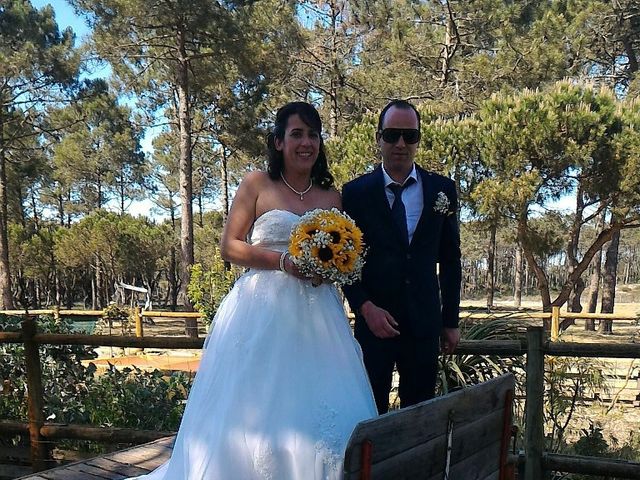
[410,166,436,246]
[370,165,407,246]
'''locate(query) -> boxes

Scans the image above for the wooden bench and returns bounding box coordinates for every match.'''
[18,374,515,479]
[343,373,516,480]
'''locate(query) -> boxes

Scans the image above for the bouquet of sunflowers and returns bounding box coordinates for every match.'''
[288,208,365,286]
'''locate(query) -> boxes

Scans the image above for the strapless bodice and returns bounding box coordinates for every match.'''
[249,209,300,252]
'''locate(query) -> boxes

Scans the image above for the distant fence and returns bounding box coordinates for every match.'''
[2,305,637,341]
[0,307,204,339]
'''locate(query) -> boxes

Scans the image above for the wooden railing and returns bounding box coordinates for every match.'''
[3,304,637,341]
[1,311,640,477]
[0,307,205,340]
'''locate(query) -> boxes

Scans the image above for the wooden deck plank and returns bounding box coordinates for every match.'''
[107,437,173,471]
[84,457,152,477]
[16,436,174,480]
[37,470,95,480]
[65,462,127,479]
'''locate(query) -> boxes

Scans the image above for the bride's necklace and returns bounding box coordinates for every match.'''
[280,172,313,201]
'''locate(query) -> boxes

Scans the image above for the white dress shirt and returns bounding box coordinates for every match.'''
[382,164,424,243]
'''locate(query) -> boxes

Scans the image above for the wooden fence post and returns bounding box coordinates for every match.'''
[21,315,52,472]
[134,306,143,338]
[52,305,60,323]
[525,326,545,480]
[551,306,560,342]
[133,306,144,354]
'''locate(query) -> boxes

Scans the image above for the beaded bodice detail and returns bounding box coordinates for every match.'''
[249,209,300,253]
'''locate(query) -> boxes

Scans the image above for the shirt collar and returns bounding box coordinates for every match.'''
[382,164,418,188]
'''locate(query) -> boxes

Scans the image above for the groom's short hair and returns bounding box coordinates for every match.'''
[377,99,421,132]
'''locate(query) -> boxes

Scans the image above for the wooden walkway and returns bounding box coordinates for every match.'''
[17,436,174,480]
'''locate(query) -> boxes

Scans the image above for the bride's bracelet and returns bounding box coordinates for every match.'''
[279,251,289,272]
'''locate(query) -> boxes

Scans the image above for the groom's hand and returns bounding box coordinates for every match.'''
[440,327,460,354]
[360,301,400,338]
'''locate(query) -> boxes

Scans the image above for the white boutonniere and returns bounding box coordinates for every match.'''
[434,191,453,215]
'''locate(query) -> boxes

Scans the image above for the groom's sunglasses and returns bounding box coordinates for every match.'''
[379,128,421,144]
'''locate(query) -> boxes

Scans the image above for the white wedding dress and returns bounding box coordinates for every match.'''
[129,209,377,480]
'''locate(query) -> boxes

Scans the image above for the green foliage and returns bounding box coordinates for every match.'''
[326,113,378,188]
[187,257,236,326]
[545,355,609,453]
[48,79,147,214]
[573,422,609,457]
[438,317,526,395]
[95,303,133,335]
[0,315,97,422]
[54,210,171,306]
[560,423,640,479]
[0,314,192,452]
[80,365,191,432]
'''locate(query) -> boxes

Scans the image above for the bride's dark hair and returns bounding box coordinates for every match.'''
[266,102,334,189]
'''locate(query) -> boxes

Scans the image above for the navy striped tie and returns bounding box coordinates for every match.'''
[388,178,415,244]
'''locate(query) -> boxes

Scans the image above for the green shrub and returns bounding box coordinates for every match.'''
[0,314,193,453]
[187,254,237,326]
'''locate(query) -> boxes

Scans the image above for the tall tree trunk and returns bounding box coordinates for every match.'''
[221,147,230,221]
[439,2,459,88]
[599,229,620,334]
[514,243,523,308]
[518,214,552,313]
[176,28,196,338]
[169,246,178,312]
[329,0,339,137]
[197,192,204,228]
[119,176,125,214]
[91,274,97,310]
[623,260,630,284]
[568,278,586,313]
[95,258,103,309]
[57,194,65,226]
[566,188,585,317]
[221,146,231,271]
[586,251,603,330]
[0,116,14,309]
[66,190,72,227]
[31,189,39,231]
[54,266,61,307]
[585,210,606,329]
[486,222,496,308]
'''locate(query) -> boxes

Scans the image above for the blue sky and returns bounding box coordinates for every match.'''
[32,0,90,39]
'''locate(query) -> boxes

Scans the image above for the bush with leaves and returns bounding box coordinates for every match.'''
[0,314,97,424]
[545,355,609,453]
[0,314,193,453]
[95,303,133,335]
[553,422,640,480]
[81,365,191,431]
[438,316,527,394]
[187,253,237,326]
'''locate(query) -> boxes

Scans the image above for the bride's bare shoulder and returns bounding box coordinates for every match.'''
[237,171,272,194]
[241,171,270,186]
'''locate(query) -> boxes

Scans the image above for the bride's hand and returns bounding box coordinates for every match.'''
[282,254,307,280]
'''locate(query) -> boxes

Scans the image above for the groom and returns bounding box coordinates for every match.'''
[342,99,462,414]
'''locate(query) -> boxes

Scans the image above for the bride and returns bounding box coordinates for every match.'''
[128,102,377,479]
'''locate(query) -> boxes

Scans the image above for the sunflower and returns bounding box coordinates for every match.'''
[287,208,366,285]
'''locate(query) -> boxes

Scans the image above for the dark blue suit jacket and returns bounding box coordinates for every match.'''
[342,164,462,339]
